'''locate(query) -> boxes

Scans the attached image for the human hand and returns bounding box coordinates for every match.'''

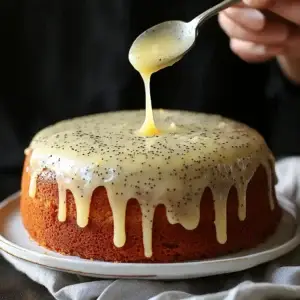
[218,0,300,84]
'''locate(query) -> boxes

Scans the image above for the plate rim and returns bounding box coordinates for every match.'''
[1,191,300,279]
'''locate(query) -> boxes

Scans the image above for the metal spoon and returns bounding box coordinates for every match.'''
[129,0,240,72]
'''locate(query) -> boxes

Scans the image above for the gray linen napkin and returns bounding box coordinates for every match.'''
[2,157,300,300]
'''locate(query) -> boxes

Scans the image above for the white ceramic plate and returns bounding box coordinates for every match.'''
[0,192,299,280]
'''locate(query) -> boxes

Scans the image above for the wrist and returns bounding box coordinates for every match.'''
[277,55,300,85]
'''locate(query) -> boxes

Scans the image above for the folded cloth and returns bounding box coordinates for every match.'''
[2,157,300,300]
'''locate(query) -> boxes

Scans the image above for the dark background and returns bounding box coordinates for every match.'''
[1,0,300,201]
[0,0,300,298]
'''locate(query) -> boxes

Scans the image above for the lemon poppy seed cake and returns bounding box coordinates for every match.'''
[20,110,282,262]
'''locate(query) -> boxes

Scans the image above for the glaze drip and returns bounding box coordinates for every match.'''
[137,73,160,137]
[27,110,275,257]
[128,24,190,137]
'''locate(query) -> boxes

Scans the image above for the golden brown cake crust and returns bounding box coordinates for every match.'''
[21,154,282,263]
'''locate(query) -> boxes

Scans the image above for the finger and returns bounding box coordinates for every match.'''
[242,0,275,9]
[230,38,285,62]
[231,2,248,8]
[284,28,300,56]
[243,0,300,26]
[269,0,300,26]
[218,12,289,44]
[223,7,265,31]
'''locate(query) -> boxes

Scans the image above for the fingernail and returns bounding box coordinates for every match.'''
[251,44,267,55]
[224,8,265,30]
[243,0,254,6]
[251,44,284,55]
[244,9,264,21]
[243,9,265,30]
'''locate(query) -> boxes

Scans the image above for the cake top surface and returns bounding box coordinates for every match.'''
[29,109,269,170]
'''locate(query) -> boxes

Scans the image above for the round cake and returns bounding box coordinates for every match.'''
[20,110,282,262]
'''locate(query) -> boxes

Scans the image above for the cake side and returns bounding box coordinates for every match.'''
[21,154,282,263]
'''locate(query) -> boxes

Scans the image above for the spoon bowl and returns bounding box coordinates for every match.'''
[129,20,195,73]
[129,0,240,73]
